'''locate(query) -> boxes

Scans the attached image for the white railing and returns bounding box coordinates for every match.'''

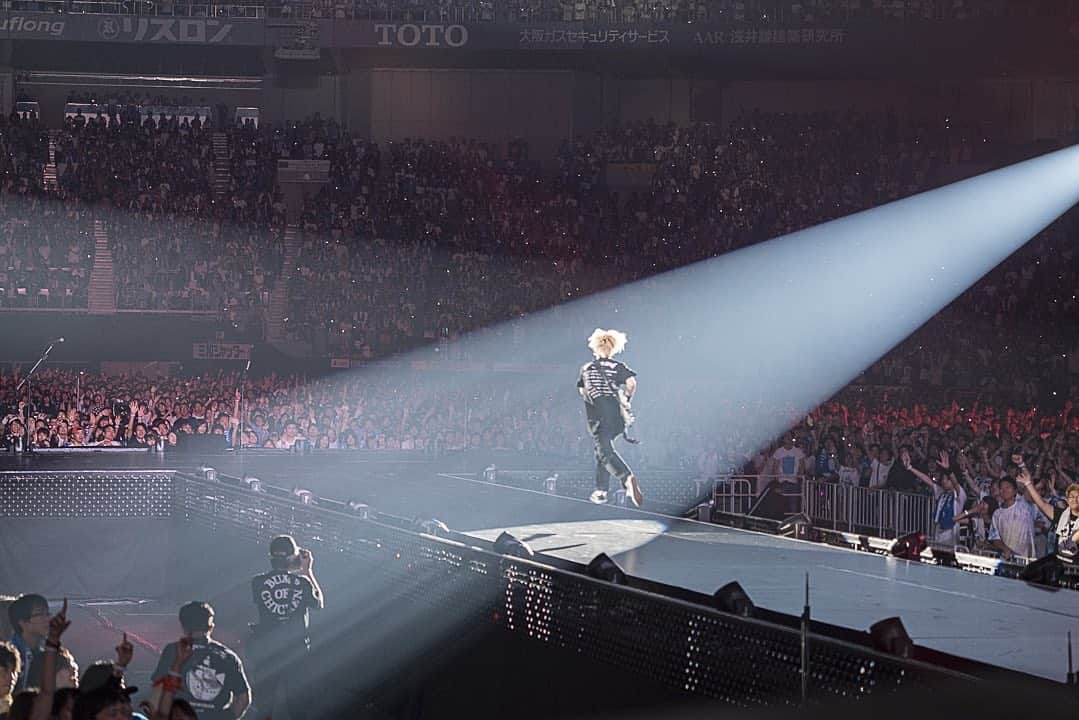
[802,479,935,539]
[711,475,756,515]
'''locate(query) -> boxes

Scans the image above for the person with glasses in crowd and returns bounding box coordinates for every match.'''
[5,594,50,691]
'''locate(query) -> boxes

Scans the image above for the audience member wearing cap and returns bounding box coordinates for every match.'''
[80,662,136,698]
[247,535,323,720]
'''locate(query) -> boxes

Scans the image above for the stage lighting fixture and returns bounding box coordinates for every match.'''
[869,617,914,658]
[243,476,263,493]
[930,547,958,568]
[199,466,217,482]
[889,532,927,560]
[493,531,535,559]
[293,488,314,505]
[779,513,811,539]
[712,581,755,617]
[415,518,450,537]
[543,473,558,494]
[1020,554,1064,587]
[586,553,628,585]
[346,500,369,518]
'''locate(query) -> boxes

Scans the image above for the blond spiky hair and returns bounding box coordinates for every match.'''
[587,328,628,358]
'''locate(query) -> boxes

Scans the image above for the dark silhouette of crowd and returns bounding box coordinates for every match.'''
[3,98,1076,387]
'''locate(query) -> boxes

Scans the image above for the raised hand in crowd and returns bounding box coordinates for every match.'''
[115,632,134,669]
[28,600,70,720]
[152,636,194,720]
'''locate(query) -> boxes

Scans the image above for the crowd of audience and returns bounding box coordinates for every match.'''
[0,367,581,455]
[0,113,91,309]
[736,397,1079,557]
[1,92,1077,567]
[0,595,251,720]
[272,110,1076,382]
[4,99,1075,373]
[0,359,1075,565]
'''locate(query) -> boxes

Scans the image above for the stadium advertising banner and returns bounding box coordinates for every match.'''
[5,12,1065,61]
[192,342,252,361]
[0,13,270,44]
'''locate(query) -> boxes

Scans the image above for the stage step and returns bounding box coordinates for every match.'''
[88,218,116,314]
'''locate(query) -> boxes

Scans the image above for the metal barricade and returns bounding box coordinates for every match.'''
[803,479,842,526]
[895,491,935,538]
[803,480,935,539]
[711,475,756,515]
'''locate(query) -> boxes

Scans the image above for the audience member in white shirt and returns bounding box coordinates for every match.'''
[868,447,895,489]
[955,495,999,550]
[906,451,967,546]
[988,458,1042,560]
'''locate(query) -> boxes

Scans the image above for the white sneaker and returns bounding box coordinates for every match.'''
[623,475,643,507]
[589,490,608,504]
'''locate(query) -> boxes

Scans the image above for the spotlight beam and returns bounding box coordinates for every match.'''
[327,145,1079,502]
[388,144,1079,463]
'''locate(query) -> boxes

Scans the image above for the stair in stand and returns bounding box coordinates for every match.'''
[211,132,231,202]
[87,219,117,314]
[42,129,60,190]
[266,224,302,343]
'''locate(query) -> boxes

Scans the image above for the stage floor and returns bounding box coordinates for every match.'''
[4,450,1077,682]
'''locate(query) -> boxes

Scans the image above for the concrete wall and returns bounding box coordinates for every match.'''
[361,68,574,159]
[260,72,343,126]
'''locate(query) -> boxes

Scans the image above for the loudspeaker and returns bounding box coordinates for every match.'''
[869,617,914,658]
[174,434,229,454]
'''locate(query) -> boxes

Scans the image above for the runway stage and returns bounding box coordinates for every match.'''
[3,450,1077,682]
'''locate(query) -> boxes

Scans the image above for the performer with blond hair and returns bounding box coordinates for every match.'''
[577,328,643,506]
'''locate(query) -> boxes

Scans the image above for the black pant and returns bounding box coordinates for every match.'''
[587,397,632,492]
[247,630,311,720]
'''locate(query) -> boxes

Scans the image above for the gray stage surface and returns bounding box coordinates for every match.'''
[4,450,1078,682]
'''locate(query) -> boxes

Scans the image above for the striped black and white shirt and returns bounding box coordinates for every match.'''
[577,358,636,403]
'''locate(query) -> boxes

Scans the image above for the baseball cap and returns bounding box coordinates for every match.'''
[80,661,138,695]
[269,534,299,559]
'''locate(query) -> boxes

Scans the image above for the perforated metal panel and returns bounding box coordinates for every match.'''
[0,471,172,518]
[0,469,973,704]
[173,472,971,705]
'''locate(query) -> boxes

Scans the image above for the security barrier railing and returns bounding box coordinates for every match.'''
[802,480,935,539]
[712,475,756,515]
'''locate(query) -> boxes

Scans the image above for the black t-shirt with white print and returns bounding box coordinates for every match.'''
[152,638,249,720]
[1050,504,1079,548]
[577,359,635,402]
[251,570,318,639]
